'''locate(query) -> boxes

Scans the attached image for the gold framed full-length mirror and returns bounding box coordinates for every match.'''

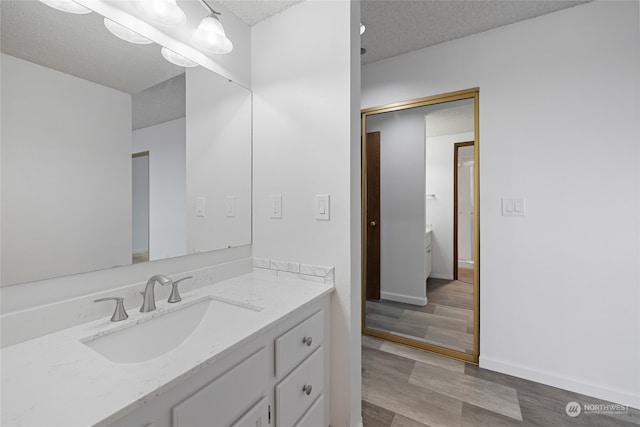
[361,88,480,363]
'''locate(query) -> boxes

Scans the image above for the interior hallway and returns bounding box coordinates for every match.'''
[362,335,640,426]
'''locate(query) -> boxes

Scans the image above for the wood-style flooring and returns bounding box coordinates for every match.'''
[362,335,640,427]
[365,277,474,354]
[132,252,149,264]
[456,265,473,284]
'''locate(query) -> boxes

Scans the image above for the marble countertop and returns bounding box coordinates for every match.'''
[1,272,334,426]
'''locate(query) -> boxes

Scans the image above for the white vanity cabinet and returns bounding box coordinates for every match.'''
[274,310,325,426]
[106,295,330,427]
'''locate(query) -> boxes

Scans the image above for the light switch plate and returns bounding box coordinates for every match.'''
[502,198,525,216]
[315,194,330,220]
[196,197,205,217]
[225,196,236,218]
[270,195,282,219]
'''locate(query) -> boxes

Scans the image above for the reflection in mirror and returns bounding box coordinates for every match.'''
[0,1,251,286]
[362,92,479,362]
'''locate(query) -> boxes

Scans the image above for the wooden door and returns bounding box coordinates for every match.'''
[365,132,381,300]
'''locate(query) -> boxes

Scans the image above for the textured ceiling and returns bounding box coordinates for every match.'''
[359,0,588,64]
[0,0,590,97]
[218,0,303,25]
[220,0,588,64]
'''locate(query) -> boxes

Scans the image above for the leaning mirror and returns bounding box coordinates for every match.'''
[0,0,252,286]
[361,89,479,363]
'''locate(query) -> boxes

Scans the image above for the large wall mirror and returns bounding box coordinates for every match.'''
[0,1,252,286]
[361,88,480,363]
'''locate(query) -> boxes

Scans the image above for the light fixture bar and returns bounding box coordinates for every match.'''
[192,0,233,54]
[136,0,186,26]
[38,0,91,14]
[104,18,153,45]
[197,0,220,16]
[161,47,198,68]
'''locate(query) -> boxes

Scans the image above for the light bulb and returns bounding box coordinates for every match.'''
[161,47,198,68]
[136,0,186,26]
[360,23,366,35]
[192,15,233,54]
[39,0,91,14]
[104,19,152,45]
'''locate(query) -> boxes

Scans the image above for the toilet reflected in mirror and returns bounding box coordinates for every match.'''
[362,89,479,363]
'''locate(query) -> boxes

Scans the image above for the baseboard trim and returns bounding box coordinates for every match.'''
[380,291,427,306]
[479,355,640,410]
[429,273,454,280]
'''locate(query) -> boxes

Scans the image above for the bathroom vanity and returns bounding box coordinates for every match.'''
[0,272,333,427]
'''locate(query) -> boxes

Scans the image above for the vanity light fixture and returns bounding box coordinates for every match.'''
[136,0,186,26]
[161,47,198,67]
[192,0,233,54]
[38,0,91,14]
[104,18,153,45]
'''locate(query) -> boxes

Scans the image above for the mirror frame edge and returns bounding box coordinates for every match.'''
[360,87,480,364]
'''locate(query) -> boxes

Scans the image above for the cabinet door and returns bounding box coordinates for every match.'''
[231,396,270,427]
[173,348,268,427]
[275,310,323,379]
[294,395,324,427]
[276,347,323,427]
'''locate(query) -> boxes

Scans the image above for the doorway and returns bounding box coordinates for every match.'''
[132,151,149,264]
[361,88,480,363]
[454,142,475,284]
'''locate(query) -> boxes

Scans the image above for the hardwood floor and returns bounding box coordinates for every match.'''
[132,251,149,264]
[456,265,474,284]
[362,335,640,427]
[365,277,474,354]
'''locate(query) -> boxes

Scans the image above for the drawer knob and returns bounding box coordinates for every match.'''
[302,384,313,395]
[302,336,313,347]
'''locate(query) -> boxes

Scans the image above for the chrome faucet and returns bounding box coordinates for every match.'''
[140,275,172,312]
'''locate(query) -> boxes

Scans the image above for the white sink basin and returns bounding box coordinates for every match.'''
[82,297,260,364]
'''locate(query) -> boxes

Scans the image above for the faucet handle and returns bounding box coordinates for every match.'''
[167,276,194,303]
[94,297,129,322]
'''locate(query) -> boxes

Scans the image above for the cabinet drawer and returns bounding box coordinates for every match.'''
[294,395,324,427]
[231,396,270,427]
[276,347,323,427]
[173,348,268,427]
[275,310,323,378]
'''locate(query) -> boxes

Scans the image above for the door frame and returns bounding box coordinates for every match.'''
[361,88,480,364]
[453,141,475,282]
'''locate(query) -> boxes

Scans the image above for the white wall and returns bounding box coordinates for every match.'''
[133,118,187,260]
[251,1,361,425]
[362,1,640,408]
[1,54,132,285]
[367,110,426,305]
[185,67,252,254]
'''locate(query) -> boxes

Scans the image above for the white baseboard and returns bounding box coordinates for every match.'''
[480,355,640,410]
[380,291,427,306]
[429,273,454,280]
